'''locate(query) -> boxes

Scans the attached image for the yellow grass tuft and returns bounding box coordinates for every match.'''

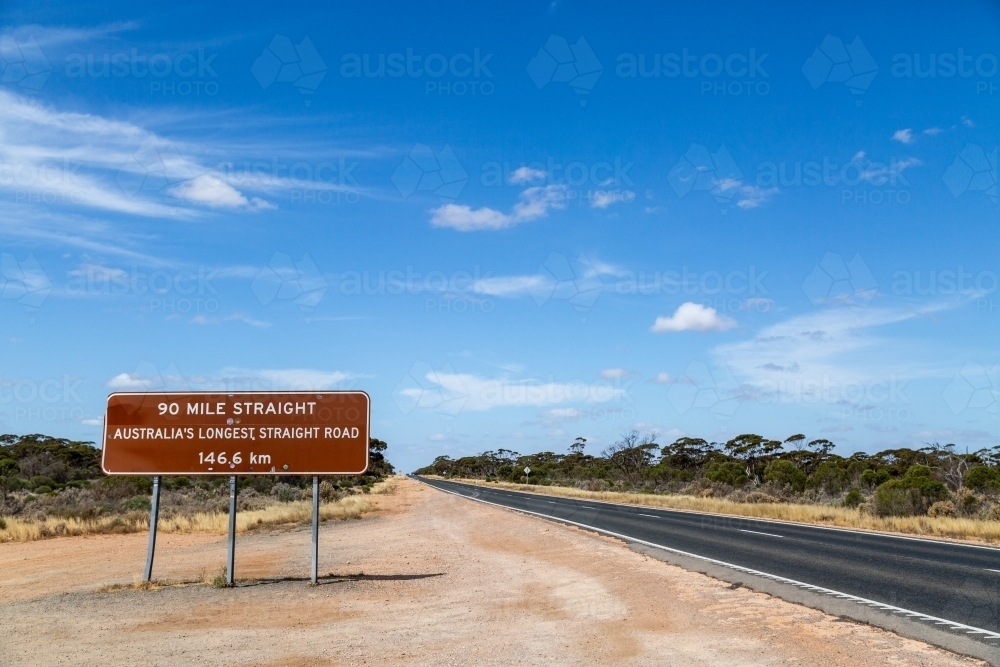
[370,479,398,495]
[444,477,1000,546]
[0,495,373,544]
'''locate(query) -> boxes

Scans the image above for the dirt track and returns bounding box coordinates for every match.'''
[0,478,984,666]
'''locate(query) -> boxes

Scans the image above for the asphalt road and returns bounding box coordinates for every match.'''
[417,476,1000,642]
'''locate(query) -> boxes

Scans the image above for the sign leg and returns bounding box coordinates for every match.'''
[143,476,161,583]
[311,476,319,584]
[226,476,237,587]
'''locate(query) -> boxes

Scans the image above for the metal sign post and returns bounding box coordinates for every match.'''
[143,476,161,583]
[311,476,320,584]
[226,476,237,586]
[524,466,531,484]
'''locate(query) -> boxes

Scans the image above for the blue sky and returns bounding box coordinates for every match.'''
[1,1,999,472]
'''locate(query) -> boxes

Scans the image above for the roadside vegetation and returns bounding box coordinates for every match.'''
[415,431,1000,543]
[0,433,394,543]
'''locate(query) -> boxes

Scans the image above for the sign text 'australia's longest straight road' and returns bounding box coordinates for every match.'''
[102,391,370,475]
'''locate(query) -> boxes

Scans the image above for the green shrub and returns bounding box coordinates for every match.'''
[122,495,152,512]
[0,517,6,530]
[874,480,916,516]
[810,462,850,495]
[860,468,891,488]
[28,476,56,491]
[763,460,807,492]
[34,485,53,494]
[705,461,748,487]
[873,465,949,516]
[0,458,18,477]
[844,487,863,508]
[966,466,1000,493]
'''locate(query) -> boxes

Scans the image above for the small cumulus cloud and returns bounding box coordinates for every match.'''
[508,167,547,185]
[651,302,736,333]
[891,128,914,144]
[651,372,672,384]
[430,185,567,232]
[599,368,630,380]
[170,174,275,211]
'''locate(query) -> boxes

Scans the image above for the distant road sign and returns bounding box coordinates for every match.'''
[524,467,531,474]
[102,391,370,475]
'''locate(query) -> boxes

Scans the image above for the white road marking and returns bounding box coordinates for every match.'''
[638,513,659,518]
[985,568,1000,574]
[740,529,784,538]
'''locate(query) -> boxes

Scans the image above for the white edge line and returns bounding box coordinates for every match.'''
[740,529,784,538]
[419,477,1000,641]
[428,477,1000,554]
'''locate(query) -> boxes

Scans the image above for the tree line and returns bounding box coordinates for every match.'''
[414,431,1000,517]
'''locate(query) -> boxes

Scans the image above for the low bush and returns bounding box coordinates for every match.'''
[874,465,949,516]
[763,460,806,493]
[966,466,1000,493]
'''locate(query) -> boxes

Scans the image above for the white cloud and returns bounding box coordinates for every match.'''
[651,302,737,333]
[190,312,271,328]
[735,185,779,209]
[0,89,356,235]
[540,407,584,419]
[2,22,135,49]
[67,263,128,283]
[851,153,921,184]
[428,204,509,231]
[590,190,620,209]
[472,274,550,296]
[962,115,975,127]
[80,417,103,426]
[599,368,629,379]
[106,372,154,389]
[891,128,914,144]
[923,126,944,136]
[225,368,356,390]
[170,174,274,211]
[430,184,567,231]
[711,301,961,404]
[651,372,672,384]
[508,166,546,184]
[909,428,995,443]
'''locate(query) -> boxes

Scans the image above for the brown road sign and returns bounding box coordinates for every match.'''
[102,391,370,475]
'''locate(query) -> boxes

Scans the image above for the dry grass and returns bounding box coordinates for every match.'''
[0,493,376,544]
[444,477,1000,546]
[371,478,397,495]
